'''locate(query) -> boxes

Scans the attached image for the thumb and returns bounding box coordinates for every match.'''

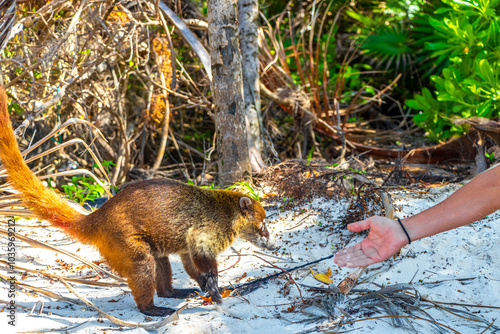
[347,219,372,233]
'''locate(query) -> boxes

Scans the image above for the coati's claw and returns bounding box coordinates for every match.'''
[199,273,213,292]
[211,291,223,304]
[201,273,222,303]
[141,305,176,316]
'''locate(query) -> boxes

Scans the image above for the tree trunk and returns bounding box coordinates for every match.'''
[208,0,251,186]
[238,0,265,172]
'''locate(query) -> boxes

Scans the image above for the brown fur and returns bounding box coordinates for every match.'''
[0,86,272,316]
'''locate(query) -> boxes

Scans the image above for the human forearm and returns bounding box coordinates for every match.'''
[403,165,500,242]
[334,165,500,268]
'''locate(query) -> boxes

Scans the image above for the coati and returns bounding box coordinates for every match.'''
[0,86,276,316]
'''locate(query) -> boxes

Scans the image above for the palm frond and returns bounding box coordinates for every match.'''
[0,0,15,53]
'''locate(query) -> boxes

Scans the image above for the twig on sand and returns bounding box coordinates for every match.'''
[59,278,187,329]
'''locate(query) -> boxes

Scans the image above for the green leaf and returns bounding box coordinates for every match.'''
[485,151,495,162]
[306,147,314,164]
[437,93,459,103]
[421,88,434,102]
[414,94,432,111]
[405,99,424,110]
[434,8,451,14]
[345,10,373,26]
[478,59,495,86]
[8,103,24,115]
[476,100,492,118]
[413,112,428,125]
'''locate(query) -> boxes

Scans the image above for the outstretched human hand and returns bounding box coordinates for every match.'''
[334,216,410,268]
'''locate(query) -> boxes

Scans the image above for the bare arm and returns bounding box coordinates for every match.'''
[334,165,500,268]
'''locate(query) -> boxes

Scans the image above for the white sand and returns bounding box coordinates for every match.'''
[2,184,499,334]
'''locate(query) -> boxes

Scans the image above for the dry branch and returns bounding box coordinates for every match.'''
[0,228,123,281]
[0,0,214,184]
[0,273,84,305]
[158,0,211,81]
[0,259,126,287]
[60,278,186,329]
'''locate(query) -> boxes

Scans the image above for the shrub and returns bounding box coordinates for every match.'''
[407,0,500,141]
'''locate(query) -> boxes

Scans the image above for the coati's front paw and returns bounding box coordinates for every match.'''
[140,305,176,316]
[210,290,223,304]
[206,276,222,304]
[198,273,210,292]
[198,280,208,292]
[200,273,222,304]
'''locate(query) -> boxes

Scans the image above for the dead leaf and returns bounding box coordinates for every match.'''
[195,289,232,302]
[236,272,247,282]
[195,291,212,302]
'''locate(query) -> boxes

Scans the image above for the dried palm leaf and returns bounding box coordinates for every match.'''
[0,0,15,53]
[0,118,113,218]
[0,228,124,281]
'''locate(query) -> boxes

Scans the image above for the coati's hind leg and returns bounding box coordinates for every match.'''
[103,239,175,316]
[155,255,199,299]
[154,255,173,297]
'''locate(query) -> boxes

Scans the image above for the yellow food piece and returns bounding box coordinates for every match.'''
[308,267,333,284]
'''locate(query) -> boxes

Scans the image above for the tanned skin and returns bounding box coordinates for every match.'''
[0,86,276,316]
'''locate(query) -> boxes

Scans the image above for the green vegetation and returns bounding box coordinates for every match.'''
[3,0,499,192]
[62,176,107,204]
[330,0,500,141]
[93,160,116,173]
[226,181,262,201]
[407,0,500,141]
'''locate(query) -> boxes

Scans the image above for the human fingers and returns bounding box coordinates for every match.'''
[342,246,379,267]
[334,247,376,268]
[333,253,347,267]
[345,254,377,268]
[334,243,362,266]
[347,219,373,233]
[333,248,349,266]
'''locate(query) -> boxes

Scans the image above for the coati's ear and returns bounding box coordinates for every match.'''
[239,196,253,215]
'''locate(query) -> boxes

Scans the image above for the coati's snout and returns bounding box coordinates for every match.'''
[239,197,279,250]
[251,221,279,250]
[240,222,278,250]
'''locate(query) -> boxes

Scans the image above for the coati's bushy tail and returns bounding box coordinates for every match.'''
[0,85,83,229]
